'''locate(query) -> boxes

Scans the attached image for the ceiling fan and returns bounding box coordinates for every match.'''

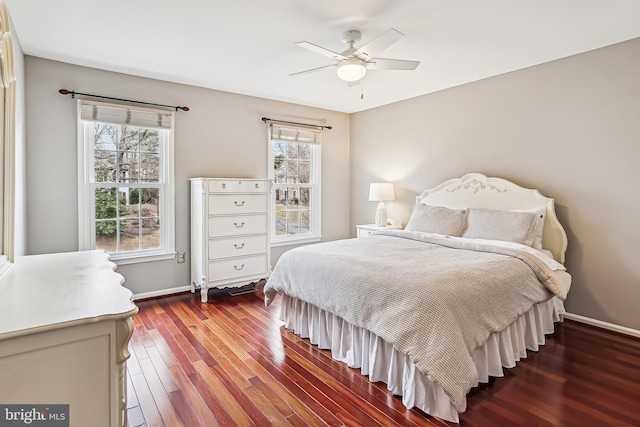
[291,28,420,83]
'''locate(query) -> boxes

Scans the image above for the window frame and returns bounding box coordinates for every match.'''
[0,5,16,278]
[77,100,175,264]
[268,126,322,247]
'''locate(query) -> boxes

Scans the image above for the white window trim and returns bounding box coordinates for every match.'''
[268,131,321,246]
[0,8,16,277]
[77,101,175,264]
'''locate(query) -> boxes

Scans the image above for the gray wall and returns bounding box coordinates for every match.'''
[24,56,350,295]
[351,38,640,330]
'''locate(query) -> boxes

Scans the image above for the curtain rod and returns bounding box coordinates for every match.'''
[59,89,189,112]
[261,116,332,130]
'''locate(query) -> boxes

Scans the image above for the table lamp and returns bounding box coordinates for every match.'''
[369,183,395,227]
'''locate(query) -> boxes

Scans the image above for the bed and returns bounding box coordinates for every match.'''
[263,173,571,423]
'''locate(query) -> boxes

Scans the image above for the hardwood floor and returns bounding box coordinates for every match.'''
[126,288,640,427]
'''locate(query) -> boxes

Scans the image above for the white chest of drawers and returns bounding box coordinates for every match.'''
[190,178,271,303]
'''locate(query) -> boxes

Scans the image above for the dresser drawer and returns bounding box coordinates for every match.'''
[208,235,267,259]
[208,194,267,215]
[208,254,268,282]
[208,214,267,237]
[207,179,268,193]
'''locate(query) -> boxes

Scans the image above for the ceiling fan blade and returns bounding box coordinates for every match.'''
[290,64,337,77]
[365,58,420,70]
[352,28,404,60]
[295,41,346,60]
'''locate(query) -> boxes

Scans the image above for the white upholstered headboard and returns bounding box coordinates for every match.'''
[416,173,568,263]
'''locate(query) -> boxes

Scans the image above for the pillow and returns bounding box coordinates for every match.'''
[462,207,539,247]
[513,207,546,250]
[405,204,467,236]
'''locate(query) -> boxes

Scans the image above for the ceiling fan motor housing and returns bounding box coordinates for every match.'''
[342,30,362,46]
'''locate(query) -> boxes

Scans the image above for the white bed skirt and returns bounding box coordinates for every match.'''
[279,295,565,423]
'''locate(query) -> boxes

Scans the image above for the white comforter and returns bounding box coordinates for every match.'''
[263,230,570,411]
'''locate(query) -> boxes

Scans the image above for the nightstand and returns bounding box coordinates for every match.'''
[356,224,403,238]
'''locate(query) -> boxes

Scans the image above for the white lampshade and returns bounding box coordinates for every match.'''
[368,183,395,202]
[337,59,367,82]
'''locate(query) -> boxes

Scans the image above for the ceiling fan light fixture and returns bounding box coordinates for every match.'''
[336,59,367,82]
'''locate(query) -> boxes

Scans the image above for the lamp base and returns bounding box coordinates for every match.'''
[375,201,387,227]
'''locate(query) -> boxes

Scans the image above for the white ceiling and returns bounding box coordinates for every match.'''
[6,0,640,113]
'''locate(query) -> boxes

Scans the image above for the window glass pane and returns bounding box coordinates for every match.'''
[141,188,159,217]
[286,211,300,235]
[299,161,310,184]
[118,126,140,152]
[140,129,159,153]
[298,144,310,160]
[120,219,141,252]
[286,187,300,206]
[95,221,118,252]
[285,161,298,182]
[94,150,116,182]
[275,204,287,236]
[119,151,139,183]
[123,188,140,218]
[286,143,298,159]
[300,210,310,234]
[299,188,310,208]
[142,218,161,250]
[95,188,118,220]
[141,153,160,182]
[94,123,117,151]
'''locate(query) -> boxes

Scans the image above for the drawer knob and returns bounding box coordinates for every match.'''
[255,183,259,188]
[234,264,245,271]
[234,243,245,249]
[222,183,226,189]
[234,200,245,207]
[234,222,245,228]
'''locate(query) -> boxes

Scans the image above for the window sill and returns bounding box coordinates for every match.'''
[108,250,177,266]
[271,235,321,247]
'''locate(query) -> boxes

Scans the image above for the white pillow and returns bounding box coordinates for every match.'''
[513,207,546,250]
[405,204,467,236]
[462,207,539,247]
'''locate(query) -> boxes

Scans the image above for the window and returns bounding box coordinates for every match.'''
[78,100,175,263]
[268,124,321,246]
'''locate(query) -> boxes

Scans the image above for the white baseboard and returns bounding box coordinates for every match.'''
[133,285,192,301]
[564,312,640,339]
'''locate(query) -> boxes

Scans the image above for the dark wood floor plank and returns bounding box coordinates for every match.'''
[192,359,254,427]
[168,366,219,427]
[129,292,640,427]
[138,357,184,427]
[187,371,238,427]
[167,389,202,427]
[243,358,330,427]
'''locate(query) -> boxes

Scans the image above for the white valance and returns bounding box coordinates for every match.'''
[270,123,322,144]
[80,100,173,129]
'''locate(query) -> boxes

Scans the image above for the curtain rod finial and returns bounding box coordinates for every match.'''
[59,89,69,95]
[181,106,190,112]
